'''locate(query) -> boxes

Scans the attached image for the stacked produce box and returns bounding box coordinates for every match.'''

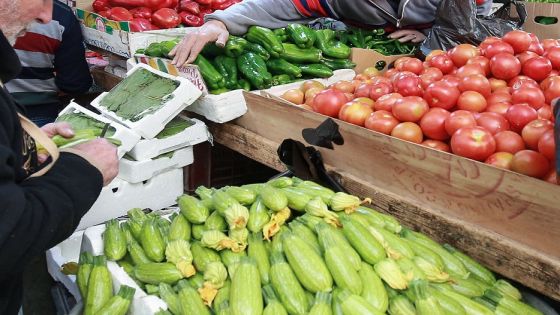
[51,64,207,231]
[66,177,543,314]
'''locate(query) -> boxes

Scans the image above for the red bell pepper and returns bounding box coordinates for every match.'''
[98,10,111,18]
[194,0,212,5]
[198,4,212,16]
[130,17,157,31]
[211,0,234,10]
[130,7,152,19]
[145,0,175,10]
[179,11,203,26]
[93,0,111,13]
[108,7,134,21]
[108,0,146,9]
[179,0,200,14]
[151,8,181,28]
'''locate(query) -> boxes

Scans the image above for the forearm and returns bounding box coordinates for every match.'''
[204,0,312,35]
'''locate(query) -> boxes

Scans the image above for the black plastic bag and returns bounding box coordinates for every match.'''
[421,0,527,53]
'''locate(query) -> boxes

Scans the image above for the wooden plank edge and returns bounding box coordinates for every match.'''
[209,121,560,301]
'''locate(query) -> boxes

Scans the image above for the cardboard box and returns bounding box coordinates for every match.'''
[128,117,209,160]
[351,47,411,74]
[75,0,195,57]
[118,146,194,184]
[517,2,560,39]
[76,168,183,230]
[91,64,202,139]
[57,102,141,159]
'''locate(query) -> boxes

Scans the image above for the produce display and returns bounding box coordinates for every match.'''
[91,0,242,31]
[77,177,543,314]
[281,30,559,183]
[137,24,358,94]
[336,27,417,56]
[76,253,136,315]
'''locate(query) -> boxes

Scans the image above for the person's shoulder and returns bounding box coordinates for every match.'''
[53,1,78,26]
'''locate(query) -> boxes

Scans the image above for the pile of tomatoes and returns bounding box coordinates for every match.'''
[281,30,559,183]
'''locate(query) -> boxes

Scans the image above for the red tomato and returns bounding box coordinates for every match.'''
[354,97,375,109]
[338,101,374,126]
[354,83,372,98]
[528,33,545,55]
[424,81,460,110]
[369,83,393,101]
[484,40,515,59]
[503,30,532,54]
[455,64,485,78]
[421,140,450,152]
[441,75,461,88]
[312,89,348,117]
[445,110,477,136]
[543,77,560,104]
[451,127,496,161]
[544,168,558,184]
[400,58,424,75]
[332,80,355,94]
[457,91,487,112]
[511,150,550,178]
[458,74,491,97]
[449,44,481,67]
[365,110,399,134]
[543,39,560,50]
[374,93,403,112]
[391,122,424,143]
[466,56,491,76]
[522,56,552,82]
[506,104,538,132]
[420,67,444,89]
[490,53,521,80]
[393,75,423,97]
[384,68,398,78]
[429,54,455,74]
[344,93,354,102]
[517,51,540,66]
[394,57,411,71]
[425,50,446,62]
[508,76,539,90]
[420,108,451,140]
[510,87,546,110]
[538,129,556,160]
[480,37,502,51]
[151,8,181,29]
[494,131,526,154]
[521,119,553,150]
[476,112,510,135]
[392,96,429,122]
[538,104,553,120]
[485,152,514,169]
[370,76,392,86]
[488,92,512,105]
[354,74,368,81]
[544,46,560,70]
[487,102,512,116]
[489,78,508,92]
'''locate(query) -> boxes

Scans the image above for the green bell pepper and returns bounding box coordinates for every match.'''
[246,26,285,56]
[245,42,270,60]
[213,55,239,90]
[225,36,249,57]
[298,64,333,78]
[237,79,251,91]
[272,74,293,86]
[273,28,289,42]
[315,29,351,59]
[280,43,322,63]
[286,24,317,48]
[237,52,273,90]
[145,42,164,58]
[320,57,356,70]
[194,55,225,90]
[266,58,302,78]
[160,40,177,57]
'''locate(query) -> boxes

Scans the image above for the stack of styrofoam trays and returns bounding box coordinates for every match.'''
[76,168,183,231]
[90,63,202,139]
[57,102,141,159]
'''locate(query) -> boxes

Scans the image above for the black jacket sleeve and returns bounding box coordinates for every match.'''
[0,146,103,280]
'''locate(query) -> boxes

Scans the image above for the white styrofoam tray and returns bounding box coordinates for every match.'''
[57,102,141,159]
[76,168,183,230]
[118,146,193,184]
[128,116,209,160]
[186,89,249,123]
[46,231,84,302]
[91,63,202,139]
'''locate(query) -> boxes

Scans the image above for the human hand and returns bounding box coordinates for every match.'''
[72,138,119,186]
[38,122,75,163]
[169,20,229,66]
[389,30,426,43]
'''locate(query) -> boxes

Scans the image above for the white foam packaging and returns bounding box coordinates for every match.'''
[186,89,249,123]
[118,146,193,184]
[91,64,202,139]
[57,102,141,159]
[76,168,183,230]
[128,116,209,160]
[45,231,84,302]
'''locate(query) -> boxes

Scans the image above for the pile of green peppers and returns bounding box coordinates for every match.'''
[137,25,356,94]
[337,27,417,56]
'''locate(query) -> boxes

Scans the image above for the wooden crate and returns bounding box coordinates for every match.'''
[223,92,560,301]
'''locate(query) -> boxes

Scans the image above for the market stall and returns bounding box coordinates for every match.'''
[41,0,560,314]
